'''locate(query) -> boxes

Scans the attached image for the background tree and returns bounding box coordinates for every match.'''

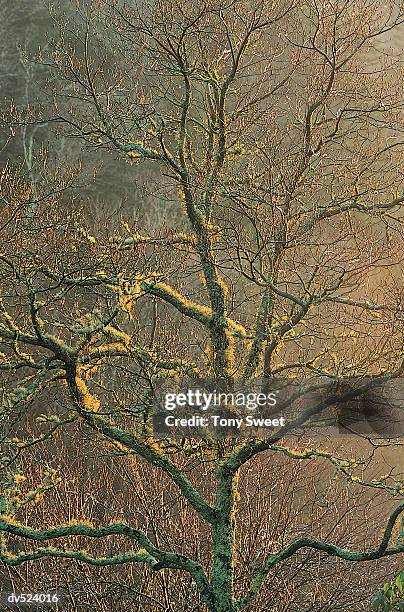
[1,0,403,610]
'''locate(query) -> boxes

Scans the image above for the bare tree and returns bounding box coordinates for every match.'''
[1,1,403,610]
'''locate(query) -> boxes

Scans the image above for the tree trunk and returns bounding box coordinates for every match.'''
[211,465,237,611]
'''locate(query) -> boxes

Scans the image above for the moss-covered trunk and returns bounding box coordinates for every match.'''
[210,464,238,612]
